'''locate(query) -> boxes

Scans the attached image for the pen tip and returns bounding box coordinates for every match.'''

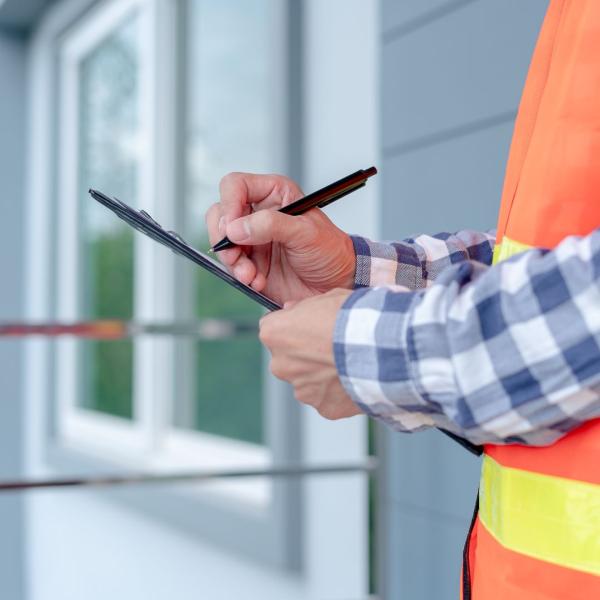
[208,248,215,254]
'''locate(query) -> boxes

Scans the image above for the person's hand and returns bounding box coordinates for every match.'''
[259,288,362,420]
[205,173,356,305]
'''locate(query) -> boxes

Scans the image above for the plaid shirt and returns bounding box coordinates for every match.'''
[334,229,600,446]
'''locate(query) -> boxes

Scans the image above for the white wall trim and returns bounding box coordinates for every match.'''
[301,0,379,597]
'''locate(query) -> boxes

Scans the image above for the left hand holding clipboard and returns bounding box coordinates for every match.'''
[259,287,361,420]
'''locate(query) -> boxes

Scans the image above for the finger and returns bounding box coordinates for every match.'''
[220,244,260,285]
[259,312,278,348]
[283,300,297,310]
[252,184,304,211]
[226,210,314,249]
[250,271,266,292]
[217,245,244,267]
[219,172,303,218]
[205,203,225,247]
[204,203,242,266]
[230,253,257,286]
[269,357,289,382]
[219,173,277,219]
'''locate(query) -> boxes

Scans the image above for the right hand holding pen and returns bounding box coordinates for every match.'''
[205,172,356,306]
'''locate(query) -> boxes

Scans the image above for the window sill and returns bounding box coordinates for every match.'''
[59,408,272,508]
[45,435,299,570]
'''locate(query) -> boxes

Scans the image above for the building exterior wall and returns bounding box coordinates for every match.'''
[0,28,27,600]
[377,2,548,598]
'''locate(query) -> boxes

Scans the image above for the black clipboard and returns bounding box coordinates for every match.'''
[90,189,282,312]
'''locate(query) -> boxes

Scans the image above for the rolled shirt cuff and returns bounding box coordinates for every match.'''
[333,285,441,433]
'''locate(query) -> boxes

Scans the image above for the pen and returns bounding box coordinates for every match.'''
[209,166,378,252]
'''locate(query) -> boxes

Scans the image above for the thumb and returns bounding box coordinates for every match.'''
[283,300,298,310]
[226,210,310,247]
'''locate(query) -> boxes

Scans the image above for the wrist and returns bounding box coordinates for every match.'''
[339,233,357,289]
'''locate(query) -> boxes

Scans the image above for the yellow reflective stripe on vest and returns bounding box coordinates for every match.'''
[492,235,533,264]
[480,455,600,576]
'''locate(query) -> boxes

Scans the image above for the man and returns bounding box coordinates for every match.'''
[206,1,600,597]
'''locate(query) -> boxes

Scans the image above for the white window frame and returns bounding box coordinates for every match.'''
[56,0,149,456]
[53,0,291,509]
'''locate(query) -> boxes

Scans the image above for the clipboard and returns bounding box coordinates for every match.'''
[89,189,282,312]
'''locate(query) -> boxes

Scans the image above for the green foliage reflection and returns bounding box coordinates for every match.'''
[83,229,134,419]
[193,240,264,444]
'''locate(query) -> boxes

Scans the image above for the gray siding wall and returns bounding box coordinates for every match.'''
[0,29,27,600]
[378,2,548,598]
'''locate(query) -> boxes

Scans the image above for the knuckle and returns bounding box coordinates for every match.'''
[270,359,285,379]
[272,178,302,206]
[220,171,242,185]
[219,172,245,196]
[258,328,268,346]
[270,178,288,199]
[319,405,339,420]
[205,203,220,224]
[296,391,315,408]
[258,319,273,345]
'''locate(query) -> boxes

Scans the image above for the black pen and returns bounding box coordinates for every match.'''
[210,166,378,252]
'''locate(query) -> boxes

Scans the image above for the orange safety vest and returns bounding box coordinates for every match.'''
[463,1,600,598]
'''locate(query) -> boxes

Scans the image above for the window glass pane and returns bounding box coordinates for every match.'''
[77,16,140,419]
[176,0,280,444]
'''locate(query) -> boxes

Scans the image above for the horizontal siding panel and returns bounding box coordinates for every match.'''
[384,429,481,521]
[382,0,546,149]
[386,502,469,600]
[381,0,459,35]
[381,120,514,238]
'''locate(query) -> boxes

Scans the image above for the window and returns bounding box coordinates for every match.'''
[57,0,148,456]
[173,0,282,445]
[55,0,292,509]
[78,13,139,420]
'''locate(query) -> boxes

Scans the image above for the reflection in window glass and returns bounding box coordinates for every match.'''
[179,0,279,444]
[78,17,140,419]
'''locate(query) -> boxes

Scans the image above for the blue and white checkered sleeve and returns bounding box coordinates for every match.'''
[335,229,600,446]
[352,229,495,290]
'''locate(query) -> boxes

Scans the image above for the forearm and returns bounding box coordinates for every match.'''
[336,229,600,446]
[352,229,495,291]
